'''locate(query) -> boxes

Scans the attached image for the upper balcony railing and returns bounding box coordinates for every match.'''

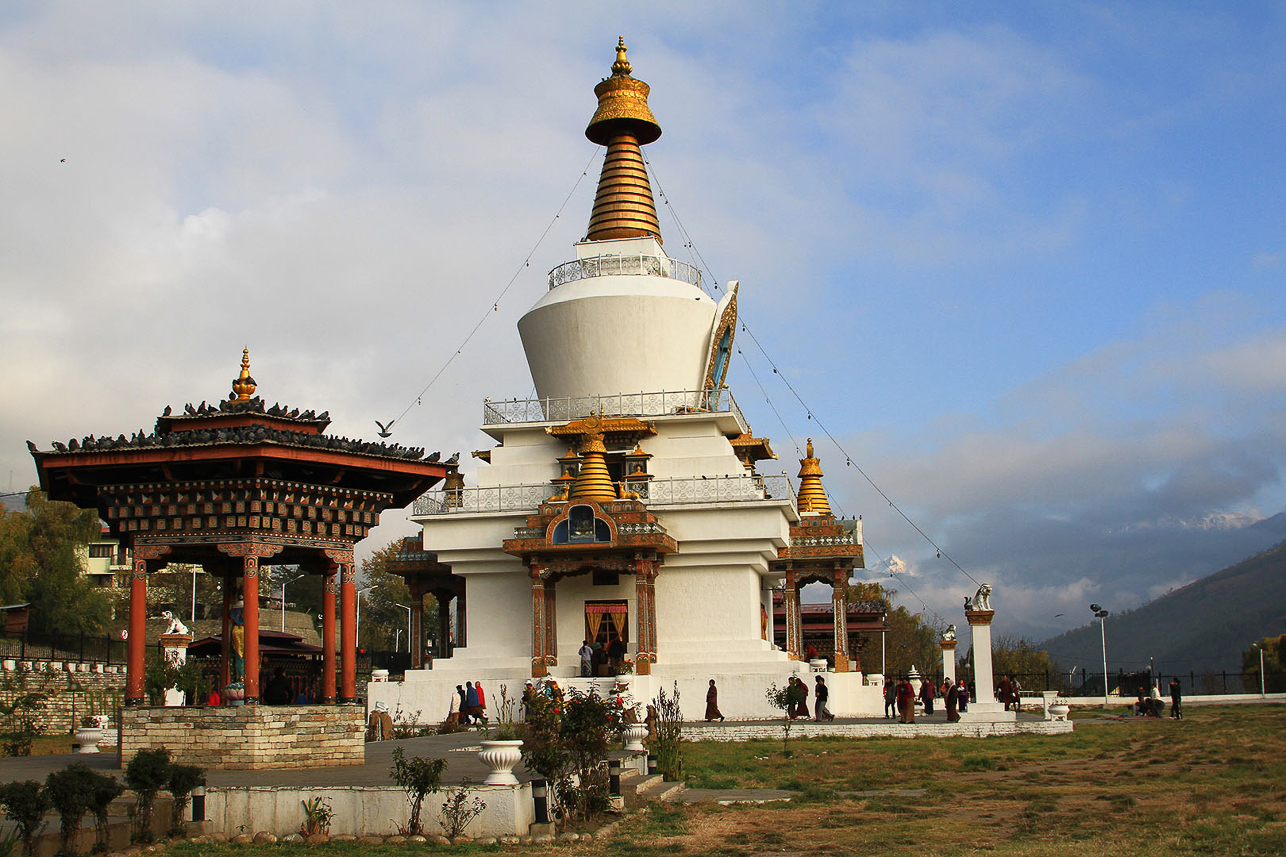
[483,388,744,427]
[412,473,795,517]
[548,253,703,291]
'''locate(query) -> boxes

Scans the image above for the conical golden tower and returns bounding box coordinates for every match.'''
[568,421,617,502]
[796,438,833,516]
[584,37,662,243]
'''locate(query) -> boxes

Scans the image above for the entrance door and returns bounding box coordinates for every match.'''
[585,601,628,676]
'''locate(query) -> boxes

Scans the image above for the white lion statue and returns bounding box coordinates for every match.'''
[942,624,957,642]
[160,611,191,636]
[965,584,993,612]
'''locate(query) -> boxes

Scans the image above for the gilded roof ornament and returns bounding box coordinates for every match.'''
[585,37,663,243]
[231,348,257,402]
[796,438,833,516]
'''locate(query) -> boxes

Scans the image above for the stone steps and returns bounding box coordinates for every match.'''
[621,772,685,808]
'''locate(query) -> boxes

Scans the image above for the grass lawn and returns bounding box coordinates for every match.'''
[162,704,1285,857]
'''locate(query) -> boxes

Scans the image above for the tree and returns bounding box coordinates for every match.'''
[957,635,1060,692]
[45,764,98,857]
[1242,634,1285,694]
[0,780,50,857]
[848,581,941,677]
[357,540,439,653]
[0,489,111,634]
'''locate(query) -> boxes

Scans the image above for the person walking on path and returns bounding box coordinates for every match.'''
[814,675,834,721]
[447,686,460,726]
[944,678,960,723]
[1011,676,1023,712]
[578,640,594,677]
[896,677,916,723]
[1169,677,1182,720]
[705,679,725,722]
[998,675,1013,710]
[792,676,811,719]
[456,685,470,724]
[475,681,488,723]
[883,677,897,719]
[919,676,936,716]
[958,680,969,713]
[465,682,483,724]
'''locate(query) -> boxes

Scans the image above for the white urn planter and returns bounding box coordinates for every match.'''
[74,727,105,754]
[623,722,649,752]
[478,739,524,785]
[1048,702,1071,722]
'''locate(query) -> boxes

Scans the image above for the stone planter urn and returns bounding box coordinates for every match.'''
[74,724,105,754]
[1048,701,1070,722]
[478,739,524,785]
[623,722,650,752]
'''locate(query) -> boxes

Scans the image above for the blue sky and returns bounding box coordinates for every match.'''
[1,2,1283,643]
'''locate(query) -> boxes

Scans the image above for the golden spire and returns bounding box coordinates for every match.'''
[585,37,663,243]
[230,348,256,402]
[796,438,833,516]
[568,418,617,502]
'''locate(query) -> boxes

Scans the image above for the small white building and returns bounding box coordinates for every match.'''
[371,40,883,720]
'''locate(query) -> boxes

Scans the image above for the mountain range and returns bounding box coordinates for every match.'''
[1040,532,1286,675]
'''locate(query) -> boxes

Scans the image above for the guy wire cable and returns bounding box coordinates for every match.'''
[646,152,980,589]
[381,147,603,431]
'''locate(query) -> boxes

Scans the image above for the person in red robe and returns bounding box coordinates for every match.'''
[897,678,916,723]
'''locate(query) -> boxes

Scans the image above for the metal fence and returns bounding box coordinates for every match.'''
[412,473,796,517]
[482,388,744,426]
[547,253,703,291]
[941,666,1286,698]
[0,630,128,665]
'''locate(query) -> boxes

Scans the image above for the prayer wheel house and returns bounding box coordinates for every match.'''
[372,40,886,720]
[29,352,451,768]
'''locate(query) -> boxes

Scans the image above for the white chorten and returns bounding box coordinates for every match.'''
[368,39,880,720]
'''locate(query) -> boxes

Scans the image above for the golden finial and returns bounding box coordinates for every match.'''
[231,348,257,402]
[568,423,616,502]
[612,36,632,76]
[796,438,833,516]
[585,36,663,243]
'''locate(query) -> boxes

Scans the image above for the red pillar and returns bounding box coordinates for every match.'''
[322,564,338,703]
[340,563,356,703]
[243,555,261,704]
[409,581,424,670]
[125,558,148,705]
[530,565,547,678]
[832,567,851,673]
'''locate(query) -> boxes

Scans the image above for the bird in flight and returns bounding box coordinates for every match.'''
[375,420,394,438]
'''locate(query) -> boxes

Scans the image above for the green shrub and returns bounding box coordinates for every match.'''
[87,771,123,854]
[123,748,172,841]
[389,748,446,836]
[45,764,99,857]
[0,780,51,857]
[166,764,204,833]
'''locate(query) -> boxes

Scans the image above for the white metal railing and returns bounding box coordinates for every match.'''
[548,254,703,291]
[483,388,744,426]
[411,473,795,517]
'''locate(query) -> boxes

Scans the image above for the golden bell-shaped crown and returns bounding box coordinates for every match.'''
[231,348,257,402]
[586,37,661,146]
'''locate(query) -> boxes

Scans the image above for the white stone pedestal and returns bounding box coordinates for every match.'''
[159,632,193,707]
[940,640,957,685]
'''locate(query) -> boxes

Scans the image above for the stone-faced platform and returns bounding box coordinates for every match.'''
[119,705,363,770]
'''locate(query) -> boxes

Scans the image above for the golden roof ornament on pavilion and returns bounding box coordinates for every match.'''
[585,37,663,244]
[796,438,833,516]
[231,348,257,402]
[567,418,617,502]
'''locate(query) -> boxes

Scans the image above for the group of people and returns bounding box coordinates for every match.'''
[446,681,488,725]
[1131,679,1183,719]
[883,676,970,723]
[577,638,628,677]
[997,674,1023,711]
[780,675,836,721]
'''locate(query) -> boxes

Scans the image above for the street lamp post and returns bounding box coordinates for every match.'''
[355,586,376,649]
[1090,604,1110,708]
[1254,643,1265,697]
[395,603,412,656]
[280,574,304,632]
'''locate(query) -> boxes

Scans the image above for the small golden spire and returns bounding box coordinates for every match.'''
[585,37,663,243]
[796,438,833,516]
[612,36,631,75]
[231,348,257,402]
[568,418,617,502]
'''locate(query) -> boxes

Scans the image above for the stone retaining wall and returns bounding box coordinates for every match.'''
[0,663,125,733]
[119,705,364,769]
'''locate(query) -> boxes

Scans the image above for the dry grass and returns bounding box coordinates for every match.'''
[160,704,1286,856]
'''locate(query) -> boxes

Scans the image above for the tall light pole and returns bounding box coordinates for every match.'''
[279,573,304,632]
[356,585,376,649]
[395,603,412,655]
[1091,604,1110,707]
[1253,643,1265,697]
